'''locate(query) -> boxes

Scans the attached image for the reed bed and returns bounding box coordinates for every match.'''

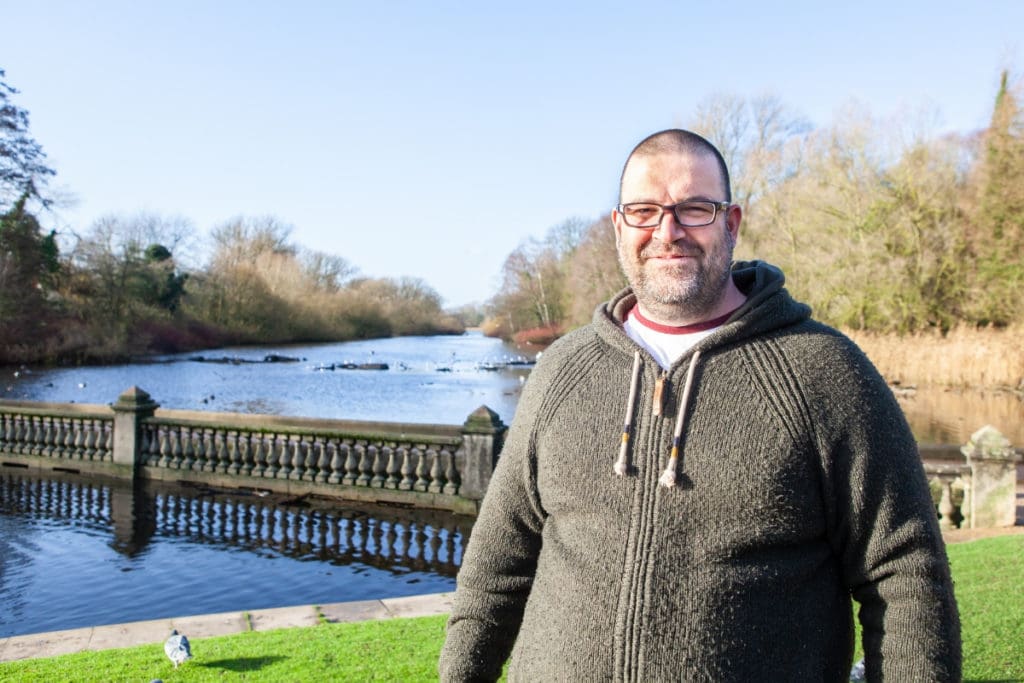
[845,324,1024,390]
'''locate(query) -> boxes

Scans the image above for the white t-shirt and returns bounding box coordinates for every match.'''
[623,306,736,370]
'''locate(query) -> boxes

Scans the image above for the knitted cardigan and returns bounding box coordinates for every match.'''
[439,261,961,682]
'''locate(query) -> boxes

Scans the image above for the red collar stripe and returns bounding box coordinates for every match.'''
[629,305,738,335]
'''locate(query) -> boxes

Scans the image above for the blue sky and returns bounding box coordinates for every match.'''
[2,1,1021,307]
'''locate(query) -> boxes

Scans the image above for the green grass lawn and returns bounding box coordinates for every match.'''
[2,535,1021,682]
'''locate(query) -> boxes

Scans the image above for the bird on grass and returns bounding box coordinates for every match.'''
[164,629,192,668]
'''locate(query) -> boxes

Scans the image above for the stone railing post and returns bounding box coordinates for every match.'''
[459,406,507,500]
[961,425,1022,528]
[111,386,159,474]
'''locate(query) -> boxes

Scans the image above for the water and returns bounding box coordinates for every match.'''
[1,331,535,426]
[0,470,471,638]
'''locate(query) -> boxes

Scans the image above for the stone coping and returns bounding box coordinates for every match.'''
[0,592,454,663]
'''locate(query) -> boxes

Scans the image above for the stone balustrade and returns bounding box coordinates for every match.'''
[2,389,1020,525]
[1,386,506,515]
[0,406,113,464]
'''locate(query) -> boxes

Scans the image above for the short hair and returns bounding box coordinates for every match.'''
[618,129,731,203]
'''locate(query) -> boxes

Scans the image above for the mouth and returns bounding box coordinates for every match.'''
[642,248,700,262]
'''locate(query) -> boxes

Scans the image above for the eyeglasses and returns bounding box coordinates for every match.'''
[616,200,730,228]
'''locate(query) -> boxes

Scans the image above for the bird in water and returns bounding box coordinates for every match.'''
[164,629,192,668]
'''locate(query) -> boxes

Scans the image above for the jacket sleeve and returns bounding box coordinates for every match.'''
[438,373,548,682]
[814,342,962,682]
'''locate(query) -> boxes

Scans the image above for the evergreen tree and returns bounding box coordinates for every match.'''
[0,197,59,359]
[1,68,55,209]
[969,70,1024,324]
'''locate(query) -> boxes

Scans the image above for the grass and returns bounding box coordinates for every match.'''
[2,536,1021,682]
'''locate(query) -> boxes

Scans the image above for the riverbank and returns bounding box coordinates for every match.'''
[0,593,454,663]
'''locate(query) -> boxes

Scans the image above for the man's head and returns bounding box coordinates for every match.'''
[611,129,743,326]
[618,129,732,204]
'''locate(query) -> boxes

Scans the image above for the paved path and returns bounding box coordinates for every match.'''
[0,592,453,663]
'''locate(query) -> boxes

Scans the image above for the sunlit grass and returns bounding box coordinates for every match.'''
[2,536,1021,681]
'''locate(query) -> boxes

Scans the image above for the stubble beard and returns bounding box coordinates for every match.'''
[618,225,736,323]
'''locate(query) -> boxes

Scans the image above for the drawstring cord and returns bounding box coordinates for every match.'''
[614,350,642,476]
[614,349,702,486]
[658,350,701,488]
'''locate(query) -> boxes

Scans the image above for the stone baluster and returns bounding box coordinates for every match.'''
[158,428,173,468]
[371,445,387,488]
[220,431,235,474]
[171,426,185,469]
[303,437,321,482]
[82,420,97,460]
[936,476,958,530]
[357,444,373,486]
[342,443,358,485]
[265,435,281,479]
[26,416,40,456]
[278,436,294,480]
[232,432,247,475]
[414,447,430,492]
[316,438,332,483]
[181,427,196,470]
[242,434,256,476]
[399,447,417,491]
[443,449,459,495]
[386,446,402,489]
[71,419,87,459]
[192,428,208,473]
[143,426,160,467]
[209,430,224,473]
[327,440,343,484]
[290,436,307,481]
[62,417,75,457]
[428,448,444,493]
[38,416,53,457]
[252,436,268,478]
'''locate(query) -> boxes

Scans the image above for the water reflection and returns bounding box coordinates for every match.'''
[894,387,1024,445]
[0,468,471,637]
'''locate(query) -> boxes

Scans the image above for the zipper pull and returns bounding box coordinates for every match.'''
[653,372,667,417]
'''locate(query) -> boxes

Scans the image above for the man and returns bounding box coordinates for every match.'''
[439,130,960,681]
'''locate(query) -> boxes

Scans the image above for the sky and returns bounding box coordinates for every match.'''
[2,1,1022,307]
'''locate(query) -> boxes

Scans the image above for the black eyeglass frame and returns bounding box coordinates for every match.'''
[616,200,732,228]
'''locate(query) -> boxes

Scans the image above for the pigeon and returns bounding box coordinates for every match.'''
[164,629,192,668]
[849,658,866,682]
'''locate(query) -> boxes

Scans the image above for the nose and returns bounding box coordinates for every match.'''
[651,208,686,243]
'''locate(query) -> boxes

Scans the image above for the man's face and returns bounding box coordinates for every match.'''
[612,151,740,322]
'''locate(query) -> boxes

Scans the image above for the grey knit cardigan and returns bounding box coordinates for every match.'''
[440,261,961,682]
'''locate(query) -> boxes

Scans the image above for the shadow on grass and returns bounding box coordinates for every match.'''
[198,655,286,672]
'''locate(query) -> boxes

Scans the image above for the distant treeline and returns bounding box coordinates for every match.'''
[484,70,1024,344]
[0,208,465,365]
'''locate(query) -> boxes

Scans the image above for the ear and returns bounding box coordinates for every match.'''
[611,208,624,246]
[725,204,742,241]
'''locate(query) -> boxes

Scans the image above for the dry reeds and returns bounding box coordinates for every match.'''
[845,324,1024,390]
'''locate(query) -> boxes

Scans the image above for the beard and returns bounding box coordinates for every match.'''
[617,224,736,322]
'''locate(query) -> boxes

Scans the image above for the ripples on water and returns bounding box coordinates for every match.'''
[0,470,470,638]
[1,332,533,426]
